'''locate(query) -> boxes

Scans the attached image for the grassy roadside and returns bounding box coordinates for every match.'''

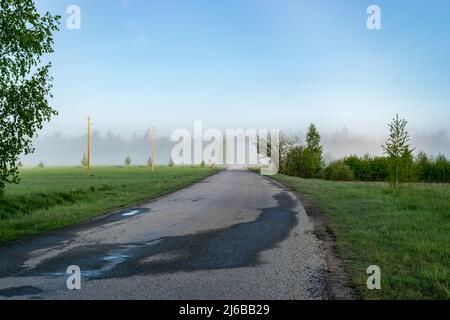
[0,166,219,244]
[271,174,449,300]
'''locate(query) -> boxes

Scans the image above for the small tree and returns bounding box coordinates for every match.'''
[147,157,153,167]
[168,158,174,167]
[37,161,44,168]
[382,114,414,189]
[305,124,324,177]
[124,156,132,166]
[257,131,301,175]
[81,154,87,167]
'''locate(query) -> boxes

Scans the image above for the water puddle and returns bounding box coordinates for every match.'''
[122,210,140,217]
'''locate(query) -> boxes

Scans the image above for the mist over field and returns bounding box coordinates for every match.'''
[20,127,450,166]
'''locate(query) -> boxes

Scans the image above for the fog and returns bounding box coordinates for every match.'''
[19,127,450,167]
[321,128,450,162]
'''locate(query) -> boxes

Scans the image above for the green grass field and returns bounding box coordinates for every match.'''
[272,174,450,300]
[0,166,219,244]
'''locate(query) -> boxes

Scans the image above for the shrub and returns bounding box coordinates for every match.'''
[124,156,132,166]
[325,161,354,181]
[370,156,389,182]
[414,153,450,183]
[343,155,372,181]
[285,147,317,178]
[431,154,449,183]
[415,152,432,182]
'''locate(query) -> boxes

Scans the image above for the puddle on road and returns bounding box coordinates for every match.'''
[122,210,140,217]
[98,208,150,224]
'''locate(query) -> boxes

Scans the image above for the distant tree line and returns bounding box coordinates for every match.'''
[278,115,450,187]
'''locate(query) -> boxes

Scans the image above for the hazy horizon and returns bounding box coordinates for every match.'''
[21,125,450,166]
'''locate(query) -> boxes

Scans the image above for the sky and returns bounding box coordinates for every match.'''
[36,0,450,138]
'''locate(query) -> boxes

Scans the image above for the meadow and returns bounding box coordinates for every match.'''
[0,166,219,243]
[273,175,450,300]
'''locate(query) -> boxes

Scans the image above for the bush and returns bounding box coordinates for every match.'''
[342,155,389,182]
[343,155,372,181]
[431,154,449,183]
[325,161,354,181]
[370,157,389,182]
[414,152,449,183]
[415,152,432,182]
[124,156,132,166]
[332,153,448,183]
[285,147,318,178]
[37,161,44,169]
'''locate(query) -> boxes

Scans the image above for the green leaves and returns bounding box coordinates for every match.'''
[284,124,324,179]
[0,0,60,195]
[382,114,415,189]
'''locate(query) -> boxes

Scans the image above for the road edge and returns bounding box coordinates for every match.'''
[259,173,359,300]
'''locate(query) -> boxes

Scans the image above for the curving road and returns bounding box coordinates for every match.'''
[0,168,328,300]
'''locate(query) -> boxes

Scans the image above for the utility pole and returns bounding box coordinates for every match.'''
[151,127,156,172]
[87,116,91,177]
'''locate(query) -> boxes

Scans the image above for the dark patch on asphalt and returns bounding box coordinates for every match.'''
[17,191,298,280]
[0,286,42,298]
[0,207,151,278]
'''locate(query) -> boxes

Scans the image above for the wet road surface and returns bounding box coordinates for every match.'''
[0,169,327,300]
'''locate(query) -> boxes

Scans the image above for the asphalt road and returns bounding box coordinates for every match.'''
[0,168,328,300]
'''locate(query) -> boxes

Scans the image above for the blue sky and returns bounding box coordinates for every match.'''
[37,0,450,137]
